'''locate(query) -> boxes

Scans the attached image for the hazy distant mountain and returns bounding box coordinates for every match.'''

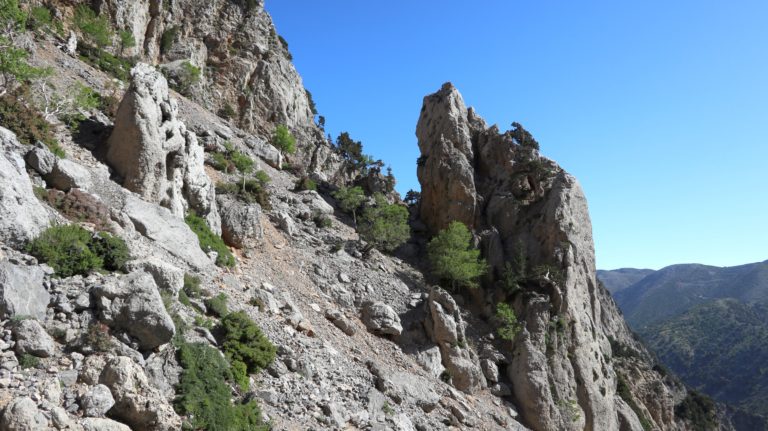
[604,260,768,329]
[596,268,655,294]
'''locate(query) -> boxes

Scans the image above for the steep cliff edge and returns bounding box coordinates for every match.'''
[416,82,689,431]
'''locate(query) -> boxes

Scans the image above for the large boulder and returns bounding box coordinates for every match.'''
[81,417,132,431]
[99,356,181,430]
[217,195,262,248]
[0,128,55,247]
[0,261,50,320]
[361,301,402,336]
[13,318,56,358]
[80,384,115,418]
[0,397,47,431]
[106,63,220,234]
[92,271,175,350]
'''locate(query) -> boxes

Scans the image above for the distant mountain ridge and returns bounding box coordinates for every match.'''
[604,260,768,329]
[600,260,768,427]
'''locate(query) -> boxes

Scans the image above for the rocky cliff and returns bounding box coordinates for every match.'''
[0,2,726,430]
[416,83,694,430]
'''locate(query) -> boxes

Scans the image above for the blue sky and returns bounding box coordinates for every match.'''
[265,1,768,270]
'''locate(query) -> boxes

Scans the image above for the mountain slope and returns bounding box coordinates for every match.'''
[596,268,655,294]
[641,299,768,417]
[609,261,768,329]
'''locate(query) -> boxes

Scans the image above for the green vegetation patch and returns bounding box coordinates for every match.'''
[0,90,64,157]
[496,302,523,341]
[675,391,718,431]
[185,213,235,267]
[427,221,487,290]
[219,311,276,390]
[175,341,269,431]
[358,194,409,252]
[26,225,129,277]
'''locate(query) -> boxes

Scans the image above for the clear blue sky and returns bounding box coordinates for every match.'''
[265,1,768,271]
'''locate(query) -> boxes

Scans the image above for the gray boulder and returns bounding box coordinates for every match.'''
[81,417,132,431]
[46,158,92,191]
[25,145,55,175]
[361,302,402,336]
[0,261,50,320]
[218,195,262,248]
[0,128,55,247]
[93,271,175,350]
[80,384,115,417]
[13,318,55,358]
[0,397,47,431]
[325,309,356,336]
[99,356,181,431]
[276,212,296,237]
[126,258,184,295]
[245,137,281,169]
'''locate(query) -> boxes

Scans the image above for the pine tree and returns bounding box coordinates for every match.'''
[427,221,487,289]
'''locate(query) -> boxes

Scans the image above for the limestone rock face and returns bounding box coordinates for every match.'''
[0,128,55,247]
[99,356,181,430]
[92,270,175,350]
[0,261,50,321]
[106,63,220,233]
[425,287,486,394]
[361,301,403,336]
[416,83,678,430]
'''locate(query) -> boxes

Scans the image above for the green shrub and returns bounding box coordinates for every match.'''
[272,124,296,157]
[332,186,365,226]
[218,103,236,120]
[230,151,254,175]
[617,373,653,431]
[175,341,269,431]
[183,274,202,298]
[496,302,523,341]
[160,26,179,54]
[28,6,52,32]
[91,232,130,272]
[294,176,317,191]
[210,152,233,172]
[74,5,113,48]
[77,44,133,81]
[26,225,102,277]
[427,221,487,290]
[254,170,270,186]
[18,353,40,369]
[205,293,229,317]
[118,30,135,52]
[168,61,201,95]
[216,180,271,210]
[185,213,235,267]
[675,391,717,431]
[220,311,276,376]
[0,90,63,157]
[313,212,332,229]
[358,194,410,252]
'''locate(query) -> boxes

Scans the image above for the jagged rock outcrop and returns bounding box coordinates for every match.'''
[0,128,55,247]
[106,63,220,233]
[425,286,487,394]
[416,83,680,431]
[92,270,176,350]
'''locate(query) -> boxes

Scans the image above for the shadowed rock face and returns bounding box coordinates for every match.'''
[415,83,679,431]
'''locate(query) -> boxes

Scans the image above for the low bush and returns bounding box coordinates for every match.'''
[183,274,202,298]
[175,341,269,430]
[26,225,130,277]
[77,44,133,81]
[358,194,410,252]
[215,180,271,210]
[294,176,317,192]
[74,5,113,48]
[28,6,53,32]
[675,391,717,431]
[496,302,523,341]
[219,311,276,380]
[313,212,332,229]
[205,293,229,317]
[84,322,113,352]
[218,103,236,120]
[160,26,179,54]
[18,353,40,369]
[184,213,235,267]
[210,152,233,172]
